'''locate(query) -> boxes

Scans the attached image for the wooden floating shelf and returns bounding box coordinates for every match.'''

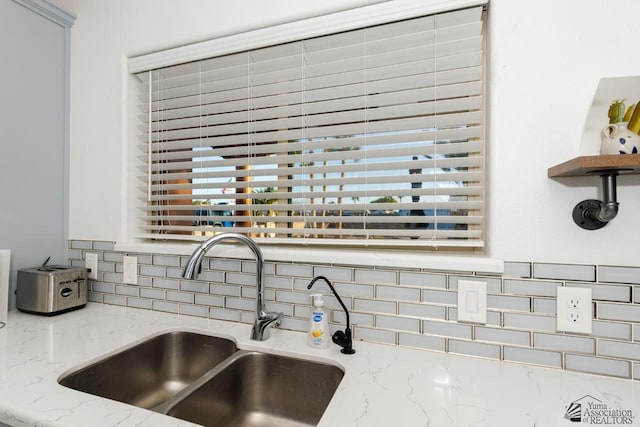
[548,154,640,178]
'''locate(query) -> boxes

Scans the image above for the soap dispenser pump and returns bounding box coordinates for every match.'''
[308,293,330,349]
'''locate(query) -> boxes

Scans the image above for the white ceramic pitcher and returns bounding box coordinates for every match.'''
[600,122,639,155]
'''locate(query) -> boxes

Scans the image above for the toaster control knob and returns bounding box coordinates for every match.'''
[60,287,73,298]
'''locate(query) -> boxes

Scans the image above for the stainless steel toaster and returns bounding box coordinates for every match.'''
[16,265,88,315]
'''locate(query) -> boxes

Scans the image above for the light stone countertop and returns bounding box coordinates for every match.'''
[0,303,639,427]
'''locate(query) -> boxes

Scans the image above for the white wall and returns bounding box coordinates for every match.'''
[56,0,640,267]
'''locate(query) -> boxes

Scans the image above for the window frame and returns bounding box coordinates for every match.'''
[120,0,499,271]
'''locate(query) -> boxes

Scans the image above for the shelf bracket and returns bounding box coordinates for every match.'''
[572,172,620,230]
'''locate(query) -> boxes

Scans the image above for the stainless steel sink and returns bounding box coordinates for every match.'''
[59,331,344,427]
[59,331,238,409]
[165,351,344,427]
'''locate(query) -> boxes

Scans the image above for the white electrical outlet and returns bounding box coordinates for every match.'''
[123,256,138,285]
[557,287,592,334]
[85,253,98,280]
[457,280,487,324]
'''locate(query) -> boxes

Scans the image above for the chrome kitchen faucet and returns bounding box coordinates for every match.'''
[182,233,282,341]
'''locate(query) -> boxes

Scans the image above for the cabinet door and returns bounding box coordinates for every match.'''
[0,0,71,309]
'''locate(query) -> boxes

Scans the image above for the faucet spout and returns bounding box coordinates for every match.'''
[182,233,281,341]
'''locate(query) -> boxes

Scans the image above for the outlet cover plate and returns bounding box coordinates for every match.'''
[557,286,592,334]
[123,256,138,285]
[85,253,98,280]
[457,280,487,324]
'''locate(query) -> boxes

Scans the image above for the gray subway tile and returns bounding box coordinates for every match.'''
[70,240,92,250]
[503,262,531,278]
[333,282,375,298]
[194,294,224,307]
[503,312,556,332]
[103,252,123,263]
[567,282,631,303]
[92,241,115,251]
[226,272,257,287]
[180,304,209,318]
[503,346,562,368]
[88,292,103,303]
[635,363,640,380]
[487,294,531,312]
[399,271,447,289]
[180,280,209,294]
[353,298,396,314]
[598,266,640,285]
[398,302,446,320]
[533,333,595,354]
[210,258,241,272]
[264,276,293,290]
[423,320,472,339]
[355,269,397,285]
[421,289,457,305]
[103,294,126,306]
[448,339,501,359]
[597,303,640,322]
[193,270,225,282]
[475,326,530,346]
[210,308,241,322]
[153,255,181,267]
[210,284,241,297]
[277,291,315,305]
[532,298,556,314]
[276,263,314,278]
[67,249,83,260]
[278,316,308,333]
[127,297,152,310]
[376,315,420,333]
[103,272,123,283]
[533,263,595,282]
[592,320,632,340]
[565,354,630,378]
[140,288,165,300]
[140,265,165,277]
[153,301,179,314]
[166,290,194,304]
[115,285,139,297]
[598,340,640,361]
[152,277,179,290]
[334,310,374,327]
[225,298,254,311]
[376,285,420,302]
[313,266,353,282]
[354,326,397,345]
[399,333,446,352]
[92,282,114,294]
[503,279,560,297]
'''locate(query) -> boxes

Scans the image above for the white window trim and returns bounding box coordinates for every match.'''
[128,0,487,73]
[119,0,500,273]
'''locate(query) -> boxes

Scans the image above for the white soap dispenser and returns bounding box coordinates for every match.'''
[308,293,330,349]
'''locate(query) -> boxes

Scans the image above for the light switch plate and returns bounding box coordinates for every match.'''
[85,253,98,280]
[557,286,592,334]
[457,280,487,324]
[123,256,138,285]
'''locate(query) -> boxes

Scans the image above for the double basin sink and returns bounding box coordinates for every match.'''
[58,331,344,427]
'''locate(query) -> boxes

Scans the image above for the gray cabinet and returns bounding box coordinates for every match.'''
[0,0,75,309]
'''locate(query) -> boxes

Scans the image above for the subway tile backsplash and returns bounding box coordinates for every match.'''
[70,240,640,381]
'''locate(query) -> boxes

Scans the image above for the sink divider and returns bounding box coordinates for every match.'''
[151,349,256,415]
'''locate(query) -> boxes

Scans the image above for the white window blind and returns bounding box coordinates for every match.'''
[134,5,486,248]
